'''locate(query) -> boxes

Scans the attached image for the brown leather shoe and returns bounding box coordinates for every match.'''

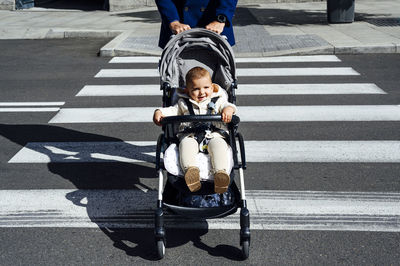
[184,166,201,192]
[214,170,230,194]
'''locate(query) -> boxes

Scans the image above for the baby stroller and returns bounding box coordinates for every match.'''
[154,29,250,259]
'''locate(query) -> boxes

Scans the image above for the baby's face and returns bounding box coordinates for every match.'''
[186,76,213,103]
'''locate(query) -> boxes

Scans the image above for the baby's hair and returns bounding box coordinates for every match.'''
[185,67,218,92]
[185,66,210,86]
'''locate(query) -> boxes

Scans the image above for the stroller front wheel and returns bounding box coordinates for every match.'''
[156,240,165,259]
[241,240,249,259]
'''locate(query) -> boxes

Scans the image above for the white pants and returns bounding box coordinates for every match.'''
[179,136,230,173]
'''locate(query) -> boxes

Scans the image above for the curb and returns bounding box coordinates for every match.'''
[0,28,123,40]
[334,44,399,54]
[100,31,134,57]
[98,33,400,57]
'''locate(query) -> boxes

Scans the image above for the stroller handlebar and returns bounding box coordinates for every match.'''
[161,115,240,126]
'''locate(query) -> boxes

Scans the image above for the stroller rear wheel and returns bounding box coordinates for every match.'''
[156,240,165,259]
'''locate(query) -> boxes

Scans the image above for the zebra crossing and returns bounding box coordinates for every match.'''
[3,55,400,232]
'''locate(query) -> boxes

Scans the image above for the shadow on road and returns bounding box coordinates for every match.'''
[0,123,156,259]
[112,6,390,26]
[34,0,108,11]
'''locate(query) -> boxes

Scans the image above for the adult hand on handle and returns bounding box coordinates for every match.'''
[169,21,191,34]
[205,21,225,34]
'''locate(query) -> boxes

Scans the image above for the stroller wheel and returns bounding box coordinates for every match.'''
[156,240,165,259]
[241,240,249,259]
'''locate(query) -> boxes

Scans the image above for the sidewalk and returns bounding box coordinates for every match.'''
[0,1,399,57]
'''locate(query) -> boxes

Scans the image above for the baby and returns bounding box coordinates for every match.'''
[153,66,237,194]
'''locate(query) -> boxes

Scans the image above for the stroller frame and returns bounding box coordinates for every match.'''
[153,29,250,259]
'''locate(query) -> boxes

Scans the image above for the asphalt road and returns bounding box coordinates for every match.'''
[0,39,399,265]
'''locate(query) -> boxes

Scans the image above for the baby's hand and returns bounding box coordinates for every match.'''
[153,110,164,126]
[221,106,234,123]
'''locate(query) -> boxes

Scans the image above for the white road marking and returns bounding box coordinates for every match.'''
[94,67,359,78]
[236,83,386,95]
[8,141,155,163]
[75,83,385,97]
[48,105,400,123]
[95,69,159,78]
[8,141,400,163]
[236,67,359,76]
[0,189,399,231]
[244,140,400,163]
[235,55,341,63]
[0,107,60,112]
[109,56,160,63]
[0,102,65,106]
[239,105,400,121]
[48,107,155,123]
[76,85,160,96]
[108,55,341,64]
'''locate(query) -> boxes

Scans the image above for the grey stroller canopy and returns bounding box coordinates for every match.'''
[159,28,236,92]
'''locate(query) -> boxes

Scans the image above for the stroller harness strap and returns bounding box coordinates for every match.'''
[184,96,219,116]
[181,97,230,152]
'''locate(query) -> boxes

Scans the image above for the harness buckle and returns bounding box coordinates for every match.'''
[199,129,212,153]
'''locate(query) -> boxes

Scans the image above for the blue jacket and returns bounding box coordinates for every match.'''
[155,0,237,48]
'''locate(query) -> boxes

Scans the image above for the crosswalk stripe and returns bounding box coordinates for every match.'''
[237,83,386,95]
[1,189,399,231]
[237,67,359,76]
[108,55,341,64]
[0,107,60,112]
[239,105,400,121]
[75,83,385,97]
[244,141,400,162]
[94,67,359,78]
[8,141,400,163]
[49,107,155,123]
[48,105,400,123]
[109,56,160,63]
[0,102,65,106]
[95,69,159,78]
[235,55,342,63]
[76,85,160,96]
[8,141,155,163]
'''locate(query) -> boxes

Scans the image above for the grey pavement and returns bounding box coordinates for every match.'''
[0,0,399,57]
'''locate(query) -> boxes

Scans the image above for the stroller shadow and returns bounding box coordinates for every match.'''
[0,123,156,259]
[165,228,243,261]
[191,234,243,260]
[98,227,236,260]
